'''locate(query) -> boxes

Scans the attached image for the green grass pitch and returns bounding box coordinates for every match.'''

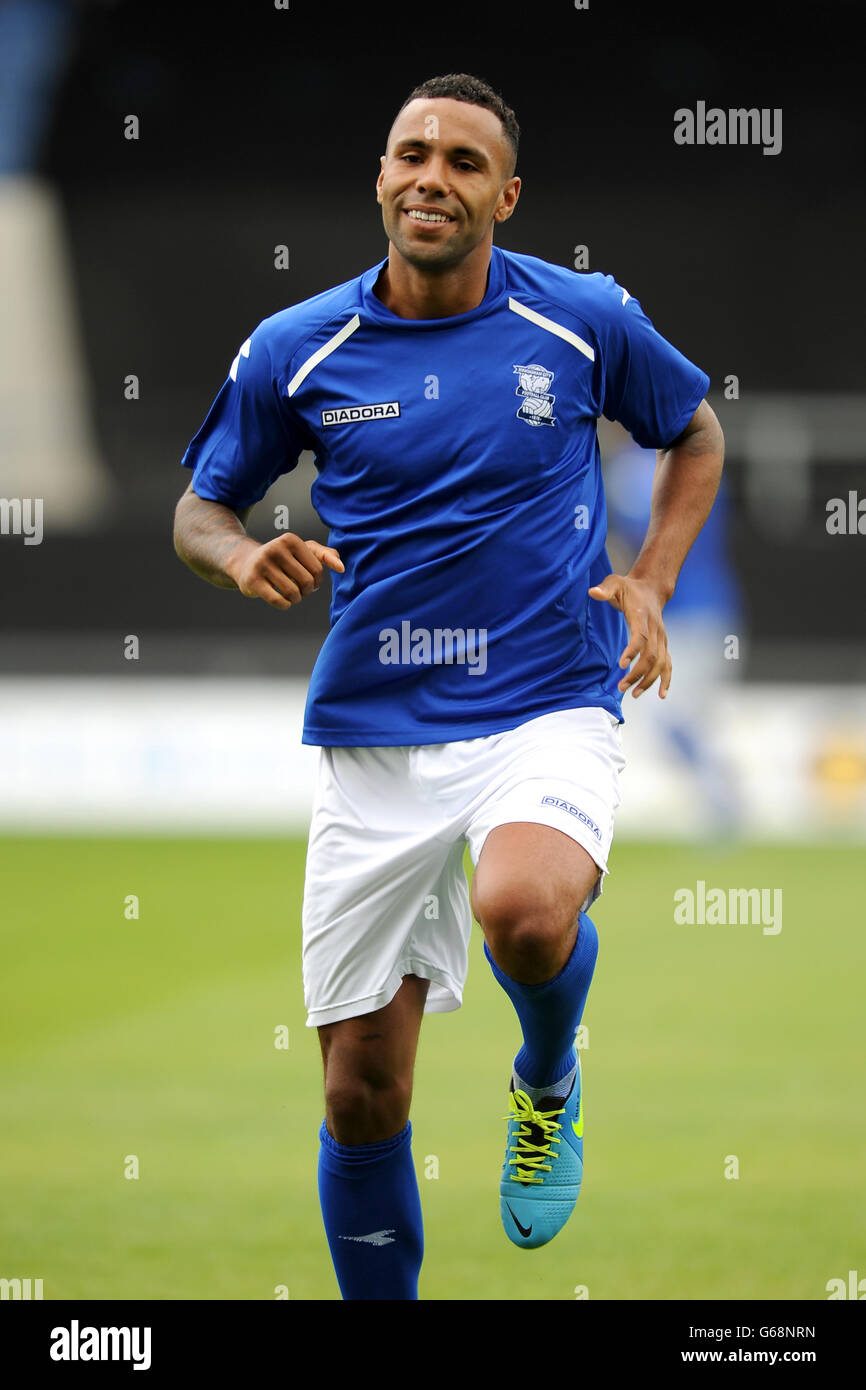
[1,836,863,1301]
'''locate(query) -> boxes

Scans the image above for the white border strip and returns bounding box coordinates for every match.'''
[507,297,595,362]
[287,314,361,397]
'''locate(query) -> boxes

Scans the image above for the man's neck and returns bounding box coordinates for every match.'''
[374,243,493,319]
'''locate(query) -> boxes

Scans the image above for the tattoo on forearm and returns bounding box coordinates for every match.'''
[174,494,253,588]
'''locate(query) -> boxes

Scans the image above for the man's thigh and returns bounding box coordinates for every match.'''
[303,746,472,1029]
[465,706,625,920]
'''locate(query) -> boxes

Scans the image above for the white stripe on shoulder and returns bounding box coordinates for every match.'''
[507,297,595,362]
[229,337,251,382]
[287,314,361,397]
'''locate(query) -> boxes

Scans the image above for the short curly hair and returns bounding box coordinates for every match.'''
[395,73,520,175]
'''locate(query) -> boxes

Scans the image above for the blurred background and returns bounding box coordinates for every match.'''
[1,0,864,1302]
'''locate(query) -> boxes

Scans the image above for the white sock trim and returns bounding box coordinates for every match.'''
[512,1060,577,1106]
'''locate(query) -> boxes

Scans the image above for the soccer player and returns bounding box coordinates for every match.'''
[173,73,725,1300]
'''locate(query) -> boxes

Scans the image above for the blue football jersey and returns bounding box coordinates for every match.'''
[181,247,709,746]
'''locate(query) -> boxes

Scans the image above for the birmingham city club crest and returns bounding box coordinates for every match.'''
[513,363,557,427]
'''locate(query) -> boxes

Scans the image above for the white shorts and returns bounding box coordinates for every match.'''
[301,706,626,1027]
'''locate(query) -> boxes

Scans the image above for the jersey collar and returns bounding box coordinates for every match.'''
[360,245,506,329]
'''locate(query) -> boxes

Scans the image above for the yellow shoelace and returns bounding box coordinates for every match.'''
[505,1089,564,1184]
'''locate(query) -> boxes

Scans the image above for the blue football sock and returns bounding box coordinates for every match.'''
[484,909,599,1088]
[317,1119,424,1300]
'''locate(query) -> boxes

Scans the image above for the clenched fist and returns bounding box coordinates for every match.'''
[229,533,345,611]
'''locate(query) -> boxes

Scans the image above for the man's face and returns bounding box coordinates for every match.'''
[376,97,520,271]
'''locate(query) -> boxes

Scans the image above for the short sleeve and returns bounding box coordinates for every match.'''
[596,278,710,450]
[180,328,308,509]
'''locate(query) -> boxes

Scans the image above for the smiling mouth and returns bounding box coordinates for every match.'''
[404,209,454,225]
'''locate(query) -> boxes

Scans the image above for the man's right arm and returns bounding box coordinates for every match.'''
[173,481,257,589]
[173,481,344,610]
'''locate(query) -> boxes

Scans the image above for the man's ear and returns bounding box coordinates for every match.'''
[376,156,385,204]
[494,176,521,223]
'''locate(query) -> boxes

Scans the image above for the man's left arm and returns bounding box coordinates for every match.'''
[589,397,725,698]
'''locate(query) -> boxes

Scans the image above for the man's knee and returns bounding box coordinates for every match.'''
[325,1075,411,1146]
[318,976,429,1145]
[473,877,583,981]
[323,1050,413,1145]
